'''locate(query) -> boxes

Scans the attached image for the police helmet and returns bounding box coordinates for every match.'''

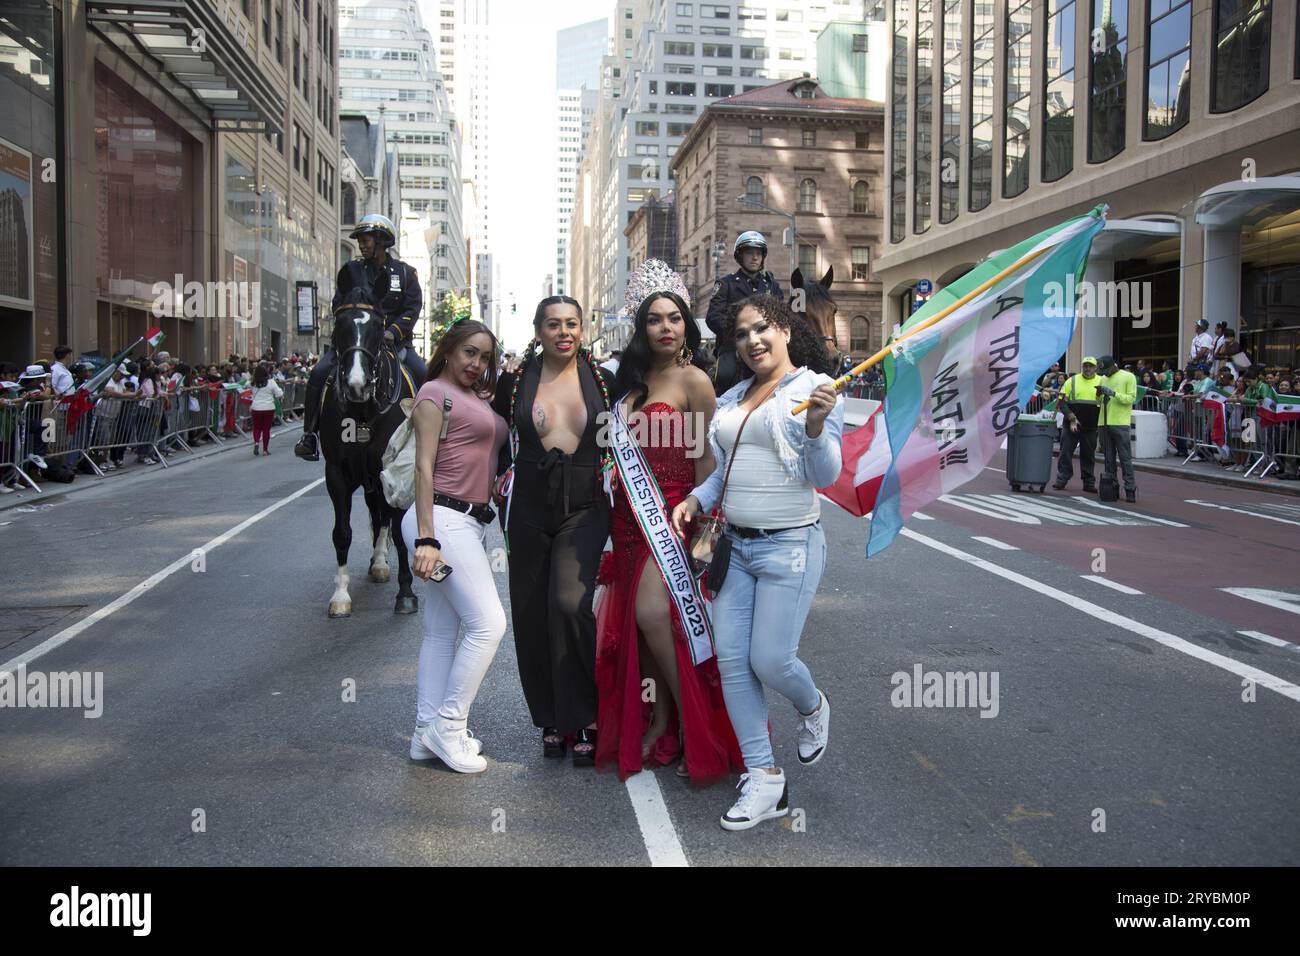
[733,231,768,264]
[350,214,397,249]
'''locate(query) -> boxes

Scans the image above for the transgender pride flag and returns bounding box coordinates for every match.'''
[866,206,1107,556]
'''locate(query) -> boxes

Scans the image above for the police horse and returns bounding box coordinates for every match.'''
[791,265,850,374]
[319,290,418,617]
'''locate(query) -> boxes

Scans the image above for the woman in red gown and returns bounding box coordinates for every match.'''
[595,270,743,784]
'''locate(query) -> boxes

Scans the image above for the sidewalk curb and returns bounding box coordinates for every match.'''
[0,422,305,514]
[1130,459,1300,498]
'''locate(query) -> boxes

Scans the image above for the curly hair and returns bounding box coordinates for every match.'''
[724,293,835,380]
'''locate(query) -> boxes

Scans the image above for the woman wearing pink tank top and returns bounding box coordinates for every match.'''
[400,319,509,774]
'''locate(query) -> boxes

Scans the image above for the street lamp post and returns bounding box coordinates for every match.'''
[737,194,797,276]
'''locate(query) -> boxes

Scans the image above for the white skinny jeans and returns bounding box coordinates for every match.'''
[400,504,507,726]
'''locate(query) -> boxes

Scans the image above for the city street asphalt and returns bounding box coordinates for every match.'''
[1,429,1297,866]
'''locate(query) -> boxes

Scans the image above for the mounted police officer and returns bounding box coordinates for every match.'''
[295,214,426,460]
[705,230,783,395]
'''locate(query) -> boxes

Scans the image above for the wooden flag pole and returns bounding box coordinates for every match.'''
[790,242,1053,415]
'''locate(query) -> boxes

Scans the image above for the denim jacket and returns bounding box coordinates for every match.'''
[690,367,845,513]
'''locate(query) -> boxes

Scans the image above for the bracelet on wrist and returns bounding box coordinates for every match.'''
[414,537,441,550]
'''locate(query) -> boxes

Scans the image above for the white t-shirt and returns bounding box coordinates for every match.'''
[715,401,819,529]
[1189,332,1214,363]
[50,362,74,396]
[250,381,283,411]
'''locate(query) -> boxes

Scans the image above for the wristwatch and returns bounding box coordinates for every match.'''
[414,537,441,550]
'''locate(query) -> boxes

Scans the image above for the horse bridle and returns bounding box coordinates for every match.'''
[331,302,402,419]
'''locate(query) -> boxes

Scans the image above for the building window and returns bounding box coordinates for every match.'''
[938,0,961,222]
[855,130,869,148]
[890,0,910,241]
[745,176,764,205]
[852,180,870,214]
[1043,0,1076,182]
[665,40,696,55]
[798,243,817,276]
[677,3,693,13]
[851,247,870,280]
[635,121,660,136]
[1146,0,1192,138]
[913,0,933,232]
[666,81,697,95]
[705,172,712,207]
[798,178,817,213]
[1211,0,1270,112]
[802,127,817,147]
[703,43,733,57]
[851,316,872,353]
[1089,0,1128,163]
[748,126,763,144]
[1003,0,1032,197]
[704,83,736,97]
[693,190,700,227]
[968,1,993,213]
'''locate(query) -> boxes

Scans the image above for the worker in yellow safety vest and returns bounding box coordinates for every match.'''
[1097,355,1139,502]
[1052,357,1101,492]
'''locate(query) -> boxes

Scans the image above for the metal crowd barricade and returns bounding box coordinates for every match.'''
[1157,393,1282,477]
[0,402,41,491]
[83,396,168,469]
[844,382,885,402]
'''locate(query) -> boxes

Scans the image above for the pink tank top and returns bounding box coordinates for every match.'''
[415,378,508,504]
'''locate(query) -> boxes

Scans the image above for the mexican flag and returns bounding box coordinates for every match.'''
[1257,385,1300,426]
[819,407,890,517]
[1201,386,1232,446]
[146,327,166,348]
[864,205,1107,556]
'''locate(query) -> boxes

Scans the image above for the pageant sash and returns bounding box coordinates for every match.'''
[610,400,715,665]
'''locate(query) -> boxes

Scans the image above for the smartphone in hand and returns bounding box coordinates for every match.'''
[430,561,453,583]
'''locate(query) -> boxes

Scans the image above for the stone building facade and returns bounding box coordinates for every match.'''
[670,75,887,358]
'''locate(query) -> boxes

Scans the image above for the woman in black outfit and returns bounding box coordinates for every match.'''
[492,296,615,765]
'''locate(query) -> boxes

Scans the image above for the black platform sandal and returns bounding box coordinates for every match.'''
[571,727,597,767]
[542,727,566,759]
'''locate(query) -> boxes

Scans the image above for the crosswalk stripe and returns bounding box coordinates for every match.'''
[1238,630,1300,652]
[971,536,1019,550]
[1081,575,1143,595]
[1071,496,1190,527]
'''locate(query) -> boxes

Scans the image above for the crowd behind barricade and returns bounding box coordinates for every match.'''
[1030,322,1300,482]
[0,344,318,493]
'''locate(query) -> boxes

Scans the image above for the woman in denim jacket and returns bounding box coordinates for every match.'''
[671,294,844,831]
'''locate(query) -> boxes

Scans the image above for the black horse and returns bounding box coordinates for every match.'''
[318,290,418,617]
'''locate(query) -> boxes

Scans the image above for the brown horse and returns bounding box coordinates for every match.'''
[790,266,851,375]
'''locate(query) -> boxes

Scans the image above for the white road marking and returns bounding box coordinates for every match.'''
[1186,499,1300,527]
[1072,496,1190,527]
[1220,588,1300,617]
[912,512,934,520]
[1238,631,1300,652]
[0,478,327,673]
[971,536,1019,550]
[1080,575,1143,595]
[900,528,1300,703]
[938,494,1040,523]
[624,771,689,867]
[984,466,1006,473]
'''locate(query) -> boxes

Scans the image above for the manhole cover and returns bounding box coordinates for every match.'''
[0,605,87,650]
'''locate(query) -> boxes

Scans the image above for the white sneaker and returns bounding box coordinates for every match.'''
[416,717,487,773]
[410,723,482,759]
[720,768,789,831]
[796,690,830,766]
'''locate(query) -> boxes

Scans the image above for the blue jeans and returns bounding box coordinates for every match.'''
[711,522,826,768]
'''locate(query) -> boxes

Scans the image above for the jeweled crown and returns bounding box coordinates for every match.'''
[623,258,690,318]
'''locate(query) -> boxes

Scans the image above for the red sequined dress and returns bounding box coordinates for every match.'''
[594,403,743,783]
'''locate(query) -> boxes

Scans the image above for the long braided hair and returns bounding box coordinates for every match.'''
[507,297,613,474]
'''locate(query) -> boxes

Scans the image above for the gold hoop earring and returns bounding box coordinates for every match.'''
[677,344,694,367]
